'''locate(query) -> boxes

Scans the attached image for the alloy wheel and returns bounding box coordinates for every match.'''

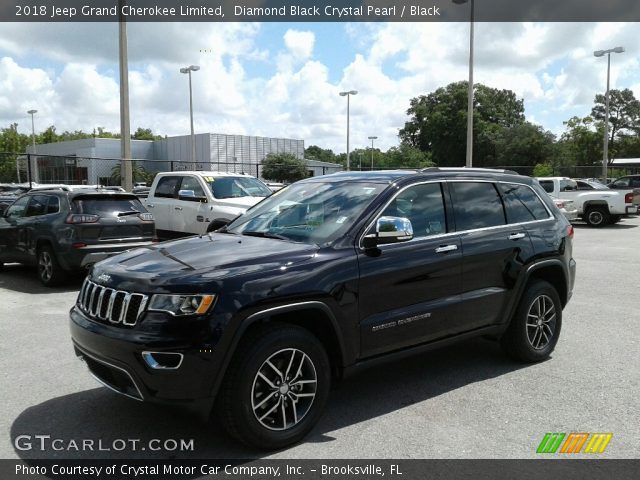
[526,294,556,350]
[251,348,317,431]
[38,251,53,282]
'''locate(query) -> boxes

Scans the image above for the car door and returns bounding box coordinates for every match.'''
[0,195,31,263]
[17,194,51,259]
[146,175,181,234]
[170,175,211,235]
[450,181,537,329]
[357,182,463,358]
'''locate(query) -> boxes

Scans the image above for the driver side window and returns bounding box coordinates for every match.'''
[380,183,447,238]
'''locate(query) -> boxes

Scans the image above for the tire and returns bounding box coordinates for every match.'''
[37,245,66,287]
[584,207,610,227]
[217,324,331,449]
[501,280,562,363]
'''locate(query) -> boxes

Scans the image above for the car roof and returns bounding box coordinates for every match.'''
[156,171,251,177]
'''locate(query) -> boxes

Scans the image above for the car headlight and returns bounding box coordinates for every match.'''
[148,294,216,316]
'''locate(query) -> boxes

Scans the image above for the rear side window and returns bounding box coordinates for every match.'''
[154,176,181,198]
[632,178,640,188]
[451,182,506,231]
[47,196,60,214]
[538,180,554,193]
[25,195,50,217]
[72,196,147,217]
[498,183,549,223]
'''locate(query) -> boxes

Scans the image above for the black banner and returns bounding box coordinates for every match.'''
[2,459,640,480]
[2,0,640,22]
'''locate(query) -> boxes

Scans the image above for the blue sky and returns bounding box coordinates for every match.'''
[1,22,639,154]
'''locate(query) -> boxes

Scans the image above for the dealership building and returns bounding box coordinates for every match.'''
[24,133,341,184]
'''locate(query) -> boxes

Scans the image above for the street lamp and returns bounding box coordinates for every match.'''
[180,65,200,164]
[594,46,624,181]
[453,0,474,167]
[27,109,37,185]
[368,136,378,171]
[339,90,358,171]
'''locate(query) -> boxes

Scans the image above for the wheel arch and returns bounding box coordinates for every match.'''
[524,260,569,308]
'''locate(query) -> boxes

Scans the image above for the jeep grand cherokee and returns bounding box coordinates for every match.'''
[70,168,576,449]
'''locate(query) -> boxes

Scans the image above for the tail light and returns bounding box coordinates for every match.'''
[71,242,87,249]
[139,212,154,222]
[625,192,633,204]
[566,225,574,239]
[554,200,566,209]
[66,214,99,224]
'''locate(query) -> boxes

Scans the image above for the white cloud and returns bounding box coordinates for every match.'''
[283,29,315,61]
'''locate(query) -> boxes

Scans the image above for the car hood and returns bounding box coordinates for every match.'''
[90,233,318,292]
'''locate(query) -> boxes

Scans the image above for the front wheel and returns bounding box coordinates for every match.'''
[501,280,562,362]
[217,324,331,449]
[584,207,610,227]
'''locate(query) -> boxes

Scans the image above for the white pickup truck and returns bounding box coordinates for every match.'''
[143,171,272,237]
[536,177,628,227]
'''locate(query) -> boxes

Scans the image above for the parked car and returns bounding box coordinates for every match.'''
[143,171,272,237]
[70,168,575,449]
[606,175,640,215]
[536,177,628,226]
[0,190,156,286]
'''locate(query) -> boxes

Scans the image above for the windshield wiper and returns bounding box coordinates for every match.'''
[242,231,289,241]
[117,210,141,217]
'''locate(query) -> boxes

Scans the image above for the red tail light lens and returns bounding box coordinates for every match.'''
[567,225,574,239]
[65,214,99,224]
[71,242,87,249]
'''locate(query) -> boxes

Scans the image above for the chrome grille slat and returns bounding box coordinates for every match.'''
[76,279,148,327]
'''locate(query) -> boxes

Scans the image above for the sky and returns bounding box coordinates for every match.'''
[1,21,639,154]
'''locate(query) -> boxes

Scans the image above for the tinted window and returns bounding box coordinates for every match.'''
[72,196,147,216]
[538,180,554,193]
[451,182,505,231]
[25,195,49,217]
[381,183,447,238]
[5,196,30,218]
[560,179,578,191]
[47,196,60,214]
[609,177,629,188]
[576,181,593,190]
[498,183,549,223]
[154,176,181,198]
[179,176,205,196]
[632,178,640,188]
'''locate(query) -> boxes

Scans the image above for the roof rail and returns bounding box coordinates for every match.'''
[419,167,520,175]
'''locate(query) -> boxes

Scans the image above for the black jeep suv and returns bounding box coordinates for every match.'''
[0,189,155,286]
[70,169,576,449]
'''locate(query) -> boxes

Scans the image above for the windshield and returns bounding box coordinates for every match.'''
[208,176,272,199]
[226,181,386,245]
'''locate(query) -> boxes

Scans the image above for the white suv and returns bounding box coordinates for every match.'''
[143,171,272,236]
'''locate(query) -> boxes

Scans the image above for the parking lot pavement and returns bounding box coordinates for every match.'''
[1,217,639,461]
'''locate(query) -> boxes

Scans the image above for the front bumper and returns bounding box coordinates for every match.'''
[69,306,217,413]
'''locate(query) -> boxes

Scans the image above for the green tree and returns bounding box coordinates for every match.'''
[110,162,153,186]
[492,122,556,167]
[305,145,337,164]
[262,153,308,183]
[557,116,602,166]
[399,81,525,167]
[591,88,640,145]
[132,127,160,141]
[533,163,554,177]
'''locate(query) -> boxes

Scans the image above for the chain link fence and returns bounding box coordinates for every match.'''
[1,152,639,187]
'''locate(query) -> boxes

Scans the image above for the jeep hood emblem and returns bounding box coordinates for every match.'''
[96,273,112,284]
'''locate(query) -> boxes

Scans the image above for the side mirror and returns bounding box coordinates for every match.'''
[363,216,414,249]
[178,189,207,203]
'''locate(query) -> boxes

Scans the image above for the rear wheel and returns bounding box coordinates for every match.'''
[501,280,562,363]
[584,207,610,227]
[37,245,66,287]
[218,324,331,449]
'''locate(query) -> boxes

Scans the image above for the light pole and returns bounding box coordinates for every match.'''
[594,46,624,181]
[27,109,37,184]
[453,0,474,167]
[368,136,378,170]
[180,65,200,164]
[339,90,358,171]
[118,0,132,191]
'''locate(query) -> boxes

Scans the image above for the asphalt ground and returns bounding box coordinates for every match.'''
[1,216,638,461]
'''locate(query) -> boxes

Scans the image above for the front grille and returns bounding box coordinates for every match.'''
[77,278,148,327]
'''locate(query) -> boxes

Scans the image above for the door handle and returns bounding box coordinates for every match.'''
[508,233,526,240]
[147,204,154,208]
[435,244,458,253]
[174,207,183,211]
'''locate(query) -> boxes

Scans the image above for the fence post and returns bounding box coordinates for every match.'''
[27,153,33,188]
[171,160,174,172]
